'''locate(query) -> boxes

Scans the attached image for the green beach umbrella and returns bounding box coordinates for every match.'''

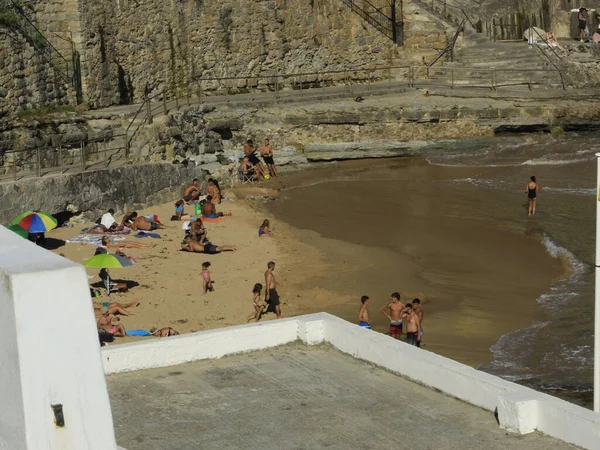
[3,224,28,239]
[83,252,137,269]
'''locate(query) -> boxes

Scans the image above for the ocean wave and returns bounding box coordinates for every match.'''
[541,235,588,279]
[520,157,593,166]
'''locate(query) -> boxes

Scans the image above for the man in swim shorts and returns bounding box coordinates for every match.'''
[380,292,405,339]
[201,196,230,218]
[403,303,421,347]
[131,215,170,231]
[412,298,424,347]
[181,236,237,254]
[183,179,201,202]
[265,261,282,318]
[358,295,371,329]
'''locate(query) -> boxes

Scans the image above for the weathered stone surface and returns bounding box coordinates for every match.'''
[0,162,207,223]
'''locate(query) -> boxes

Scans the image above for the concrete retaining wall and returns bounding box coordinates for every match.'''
[103,313,600,450]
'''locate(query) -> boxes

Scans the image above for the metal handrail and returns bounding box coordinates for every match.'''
[427,19,465,67]
[419,0,479,31]
[340,0,397,40]
[4,0,72,83]
[527,27,567,90]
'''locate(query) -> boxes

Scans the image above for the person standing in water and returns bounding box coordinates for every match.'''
[526,176,539,217]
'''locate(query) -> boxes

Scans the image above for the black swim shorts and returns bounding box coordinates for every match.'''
[263,156,274,165]
[268,288,280,306]
[248,154,260,165]
[579,19,586,29]
[149,221,158,231]
[183,194,193,202]
[204,243,219,254]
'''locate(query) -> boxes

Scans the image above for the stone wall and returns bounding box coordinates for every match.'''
[0,162,207,223]
[49,0,447,108]
[0,30,70,115]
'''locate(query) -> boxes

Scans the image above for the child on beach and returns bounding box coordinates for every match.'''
[248,283,267,322]
[358,295,371,329]
[201,261,214,294]
[173,200,189,221]
[258,219,274,237]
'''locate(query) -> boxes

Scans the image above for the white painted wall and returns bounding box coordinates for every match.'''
[0,227,117,450]
[103,313,600,450]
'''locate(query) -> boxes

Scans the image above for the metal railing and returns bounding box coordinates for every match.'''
[415,0,479,32]
[2,0,72,84]
[0,134,127,182]
[0,63,568,183]
[427,19,465,67]
[340,0,402,43]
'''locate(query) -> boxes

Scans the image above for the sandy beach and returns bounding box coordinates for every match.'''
[48,157,563,369]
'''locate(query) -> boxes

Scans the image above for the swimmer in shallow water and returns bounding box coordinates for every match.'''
[526,176,539,217]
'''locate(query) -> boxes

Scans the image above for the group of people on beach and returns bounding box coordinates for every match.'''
[240,138,278,181]
[358,293,424,347]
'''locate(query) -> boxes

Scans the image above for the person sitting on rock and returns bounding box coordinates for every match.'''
[201,196,231,218]
[244,139,266,179]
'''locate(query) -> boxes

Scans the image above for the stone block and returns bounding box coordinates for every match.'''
[497,393,538,434]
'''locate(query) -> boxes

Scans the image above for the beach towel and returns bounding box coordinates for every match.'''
[82,226,131,235]
[126,329,152,337]
[134,231,161,239]
[67,235,126,244]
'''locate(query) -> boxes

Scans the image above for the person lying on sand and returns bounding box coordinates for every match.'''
[121,211,137,228]
[93,299,140,318]
[101,236,154,249]
[201,196,231,218]
[181,236,236,254]
[97,311,127,337]
[151,327,180,337]
[131,215,171,231]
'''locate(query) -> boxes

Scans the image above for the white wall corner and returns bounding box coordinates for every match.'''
[497,393,538,434]
[296,315,325,345]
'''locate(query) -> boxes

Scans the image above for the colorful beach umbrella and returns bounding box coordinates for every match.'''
[12,210,57,233]
[82,252,137,269]
[3,224,28,239]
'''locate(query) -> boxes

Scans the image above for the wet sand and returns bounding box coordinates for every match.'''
[49,156,562,368]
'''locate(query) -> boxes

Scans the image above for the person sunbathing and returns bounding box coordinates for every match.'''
[201,196,231,218]
[151,327,180,337]
[131,215,170,231]
[97,311,127,337]
[181,236,236,254]
[93,299,140,317]
[101,236,154,249]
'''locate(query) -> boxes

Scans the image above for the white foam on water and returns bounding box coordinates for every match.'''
[542,187,596,196]
[520,156,593,166]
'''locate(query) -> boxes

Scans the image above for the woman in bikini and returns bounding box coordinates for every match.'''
[526,176,539,217]
[247,283,267,322]
[101,236,154,249]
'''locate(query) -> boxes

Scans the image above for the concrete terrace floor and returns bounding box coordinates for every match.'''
[107,344,577,450]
